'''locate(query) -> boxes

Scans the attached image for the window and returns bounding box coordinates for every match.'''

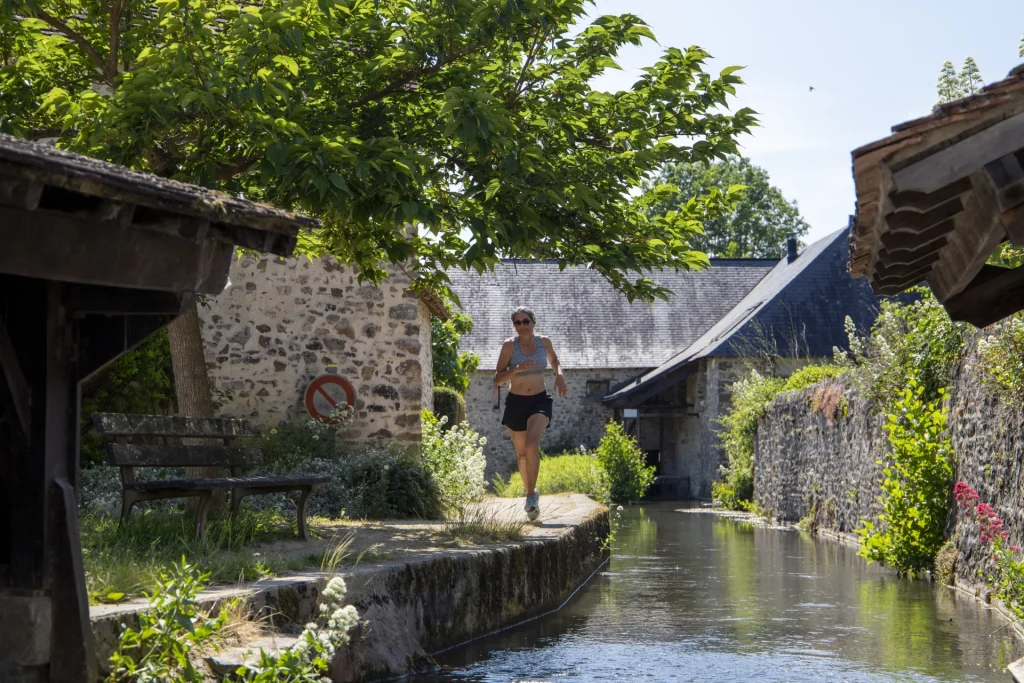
[586,380,611,397]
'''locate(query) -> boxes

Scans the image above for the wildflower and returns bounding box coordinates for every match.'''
[616,506,624,512]
[1011,546,1022,553]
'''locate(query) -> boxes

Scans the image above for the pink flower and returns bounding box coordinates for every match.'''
[1010,546,1021,553]
[955,481,980,508]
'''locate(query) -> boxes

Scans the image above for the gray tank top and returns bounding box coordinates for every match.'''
[510,336,547,376]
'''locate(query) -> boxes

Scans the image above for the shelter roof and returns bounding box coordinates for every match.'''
[447,258,775,370]
[0,134,317,256]
[849,63,1024,326]
[605,227,884,405]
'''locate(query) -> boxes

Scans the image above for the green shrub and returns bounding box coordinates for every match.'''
[493,448,609,502]
[717,370,785,507]
[780,363,848,392]
[80,331,176,466]
[433,386,467,429]
[977,314,1024,399]
[421,410,486,515]
[432,312,480,393]
[595,422,655,503]
[857,380,954,575]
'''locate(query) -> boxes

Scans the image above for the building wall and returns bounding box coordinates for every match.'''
[197,254,431,443]
[465,368,642,482]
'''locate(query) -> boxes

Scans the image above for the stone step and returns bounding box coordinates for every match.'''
[1009,656,1024,683]
[206,633,301,677]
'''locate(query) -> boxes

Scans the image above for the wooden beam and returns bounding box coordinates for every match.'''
[874,251,942,279]
[889,176,973,211]
[0,175,43,210]
[1002,204,1024,246]
[0,320,30,442]
[886,197,964,231]
[66,285,190,317]
[873,264,934,290]
[892,113,1024,194]
[0,206,233,294]
[985,150,1024,189]
[927,170,1008,301]
[880,218,955,252]
[47,479,94,683]
[944,263,1024,326]
[877,237,948,266]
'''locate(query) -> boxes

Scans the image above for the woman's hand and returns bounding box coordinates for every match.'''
[554,375,568,398]
[513,360,535,374]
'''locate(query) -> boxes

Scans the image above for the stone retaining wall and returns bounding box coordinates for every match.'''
[89,498,609,681]
[754,333,1024,597]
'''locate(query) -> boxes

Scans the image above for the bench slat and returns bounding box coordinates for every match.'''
[106,444,261,467]
[126,475,329,493]
[93,413,261,438]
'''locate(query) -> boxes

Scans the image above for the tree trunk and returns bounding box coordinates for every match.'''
[168,304,226,512]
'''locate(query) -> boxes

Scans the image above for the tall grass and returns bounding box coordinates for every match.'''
[441,506,527,545]
[81,509,304,603]
[492,451,609,502]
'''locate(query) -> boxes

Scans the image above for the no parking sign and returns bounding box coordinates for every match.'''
[304,364,355,424]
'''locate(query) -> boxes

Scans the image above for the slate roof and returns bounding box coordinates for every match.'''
[447,259,776,369]
[605,227,886,405]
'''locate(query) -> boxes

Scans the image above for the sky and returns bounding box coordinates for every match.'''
[584,0,1024,244]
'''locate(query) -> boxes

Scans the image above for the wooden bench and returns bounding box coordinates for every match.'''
[92,413,329,540]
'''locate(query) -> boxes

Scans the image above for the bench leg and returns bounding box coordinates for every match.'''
[119,490,139,530]
[194,493,212,539]
[230,488,246,520]
[296,486,315,542]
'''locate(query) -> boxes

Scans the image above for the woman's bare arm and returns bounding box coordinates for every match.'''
[493,339,528,386]
[543,337,568,397]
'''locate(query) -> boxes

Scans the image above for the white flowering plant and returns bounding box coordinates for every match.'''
[105,559,359,683]
[420,410,487,516]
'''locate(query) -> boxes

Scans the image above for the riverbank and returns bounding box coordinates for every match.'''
[89,494,609,681]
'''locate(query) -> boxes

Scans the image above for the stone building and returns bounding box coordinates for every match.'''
[451,227,888,495]
[448,255,776,481]
[604,227,888,498]
[198,254,446,443]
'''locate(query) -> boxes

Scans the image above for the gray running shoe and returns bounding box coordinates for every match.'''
[524,491,540,521]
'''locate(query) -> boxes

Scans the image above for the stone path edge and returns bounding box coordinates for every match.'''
[90,497,611,682]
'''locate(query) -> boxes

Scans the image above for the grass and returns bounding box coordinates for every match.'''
[492,452,609,502]
[440,506,527,545]
[81,508,307,604]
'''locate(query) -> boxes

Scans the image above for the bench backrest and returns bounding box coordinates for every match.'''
[92,413,263,470]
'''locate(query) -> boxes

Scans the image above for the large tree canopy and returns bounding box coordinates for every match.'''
[646,156,808,258]
[2,0,755,301]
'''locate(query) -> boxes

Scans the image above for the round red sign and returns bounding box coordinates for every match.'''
[304,374,356,424]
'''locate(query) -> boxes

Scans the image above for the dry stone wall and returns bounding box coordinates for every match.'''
[754,334,1024,598]
[198,254,432,443]
[754,382,886,532]
[464,368,640,481]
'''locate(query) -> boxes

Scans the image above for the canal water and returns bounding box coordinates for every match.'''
[409,504,1024,682]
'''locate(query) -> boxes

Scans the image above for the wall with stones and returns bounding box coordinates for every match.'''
[753,380,886,532]
[753,332,1024,600]
[197,254,432,443]
[464,368,641,482]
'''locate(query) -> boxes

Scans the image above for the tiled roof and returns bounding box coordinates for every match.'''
[447,259,775,370]
[606,227,887,404]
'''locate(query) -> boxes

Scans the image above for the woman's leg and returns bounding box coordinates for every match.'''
[522,414,549,496]
[509,428,531,495]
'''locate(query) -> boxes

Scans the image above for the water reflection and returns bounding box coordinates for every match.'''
[408,504,1022,682]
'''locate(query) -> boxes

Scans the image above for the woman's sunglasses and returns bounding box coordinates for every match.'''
[513,319,533,326]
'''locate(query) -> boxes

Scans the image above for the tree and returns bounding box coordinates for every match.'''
[431,312,479,394]
[959,56,984,95]
[644,157,808,258]
[2,0,755,418]
[936,60,965,104]
[1019,31,1023,58]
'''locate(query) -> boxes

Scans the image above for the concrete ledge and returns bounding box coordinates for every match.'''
[90,495,609,681]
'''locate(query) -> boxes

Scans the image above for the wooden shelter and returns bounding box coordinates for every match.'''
[0,134,316,682]
[850,63,1024,326]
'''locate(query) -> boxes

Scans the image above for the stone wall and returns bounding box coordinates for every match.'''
[754,382,886,532]
[464,368,640,481]
[753,333,1024,598]
[197,254,432,443]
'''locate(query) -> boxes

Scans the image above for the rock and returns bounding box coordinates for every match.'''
[228,327,252,346]
[388,303,418,320]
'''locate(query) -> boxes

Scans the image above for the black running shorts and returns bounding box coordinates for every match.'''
[501,391,553,432]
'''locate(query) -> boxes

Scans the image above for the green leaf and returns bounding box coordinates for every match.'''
[272,54,299,77]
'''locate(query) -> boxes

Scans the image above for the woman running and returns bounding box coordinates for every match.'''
[493,307,568,520]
